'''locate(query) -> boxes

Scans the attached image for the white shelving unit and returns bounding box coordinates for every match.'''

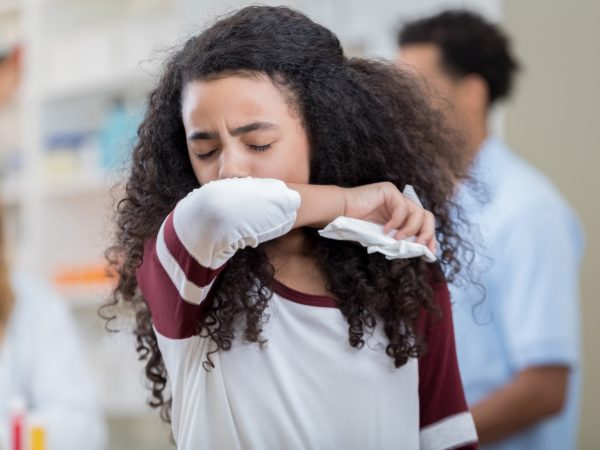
[3,0,176,296]
[0,0,178,448]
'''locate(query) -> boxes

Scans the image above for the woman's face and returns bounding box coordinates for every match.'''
[181,74,311,185]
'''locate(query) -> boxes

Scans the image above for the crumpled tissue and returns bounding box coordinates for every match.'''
[318,185,436,262]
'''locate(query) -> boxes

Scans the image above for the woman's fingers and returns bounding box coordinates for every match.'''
[416,210,435,243]
[393,205,425,240]
[416,211,437,254]
[387,194,435,249]
[383,190,428,240]
[427,236,438,255]
[383,197,408,234]
[353,183,437,255]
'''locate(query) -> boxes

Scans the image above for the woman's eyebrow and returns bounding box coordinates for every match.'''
[187,121,279,140]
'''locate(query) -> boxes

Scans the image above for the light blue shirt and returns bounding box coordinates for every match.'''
[450,136,584,450]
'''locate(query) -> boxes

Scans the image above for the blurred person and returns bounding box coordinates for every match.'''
[0,46,20,105]
[397,10,584,450]
[0,45,107,450]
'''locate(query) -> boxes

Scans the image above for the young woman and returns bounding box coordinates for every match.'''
[106,6,477,449]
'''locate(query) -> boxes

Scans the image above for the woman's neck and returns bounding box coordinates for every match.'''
[264,228,307,258]
[264,229,333,298]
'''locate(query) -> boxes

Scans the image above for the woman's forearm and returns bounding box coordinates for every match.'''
[287,183,346,229]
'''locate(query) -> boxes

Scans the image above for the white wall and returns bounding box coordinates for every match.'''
[503,1,600,448]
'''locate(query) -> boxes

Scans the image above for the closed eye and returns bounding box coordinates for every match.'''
[248,144,271,152]
[194,149,218,160]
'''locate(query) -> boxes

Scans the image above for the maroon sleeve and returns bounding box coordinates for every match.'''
[135,212,226,340]
[417,273,478,450]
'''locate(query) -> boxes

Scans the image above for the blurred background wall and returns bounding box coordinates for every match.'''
[503,1,600,447]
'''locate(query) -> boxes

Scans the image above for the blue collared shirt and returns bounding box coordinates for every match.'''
[450,136,585,450]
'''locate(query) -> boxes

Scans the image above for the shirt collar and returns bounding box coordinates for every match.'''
[456,135,507,211]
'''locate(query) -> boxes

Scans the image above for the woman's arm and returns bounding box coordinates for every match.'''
[159,178,435,277]
[137,178,436,339]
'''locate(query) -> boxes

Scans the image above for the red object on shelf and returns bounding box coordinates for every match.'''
[11,408,23,450]
[53,263,116,287]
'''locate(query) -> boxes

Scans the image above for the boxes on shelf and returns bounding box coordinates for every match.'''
[42,99,143,187]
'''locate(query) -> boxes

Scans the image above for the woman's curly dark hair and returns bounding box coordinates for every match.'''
[103,5,472,422]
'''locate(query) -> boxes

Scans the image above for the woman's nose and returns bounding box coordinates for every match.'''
[217,145,250,180]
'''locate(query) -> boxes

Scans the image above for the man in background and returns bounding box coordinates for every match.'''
[397,10,584,450]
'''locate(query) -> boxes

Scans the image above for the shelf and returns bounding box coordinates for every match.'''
[57,283,113,310]
[2,172,123,205]
[8,0,181,447]
[42,71,156,103]
[2,178,118,209]
[41,172,115,199]
[104,402,153,419]
[0,0,20,17]
[39,0,172,12]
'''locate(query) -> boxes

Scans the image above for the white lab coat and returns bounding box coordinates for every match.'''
[0,272,107,450]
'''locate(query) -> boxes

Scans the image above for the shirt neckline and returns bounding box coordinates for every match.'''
[270,278,338,308]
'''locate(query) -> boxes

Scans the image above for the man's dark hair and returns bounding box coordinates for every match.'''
[398,10,520,104]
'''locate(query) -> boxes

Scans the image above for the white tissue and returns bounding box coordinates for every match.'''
[317,185,436,262]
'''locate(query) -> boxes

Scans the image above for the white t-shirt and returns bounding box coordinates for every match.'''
[137,177,477,450]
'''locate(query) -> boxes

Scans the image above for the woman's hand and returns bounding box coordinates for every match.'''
[343,182,436,253]
[290,181,437,254]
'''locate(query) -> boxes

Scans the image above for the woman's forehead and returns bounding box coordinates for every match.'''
[181,76,295,124]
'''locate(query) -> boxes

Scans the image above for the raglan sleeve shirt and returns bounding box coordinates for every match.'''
[136,176,477,450]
